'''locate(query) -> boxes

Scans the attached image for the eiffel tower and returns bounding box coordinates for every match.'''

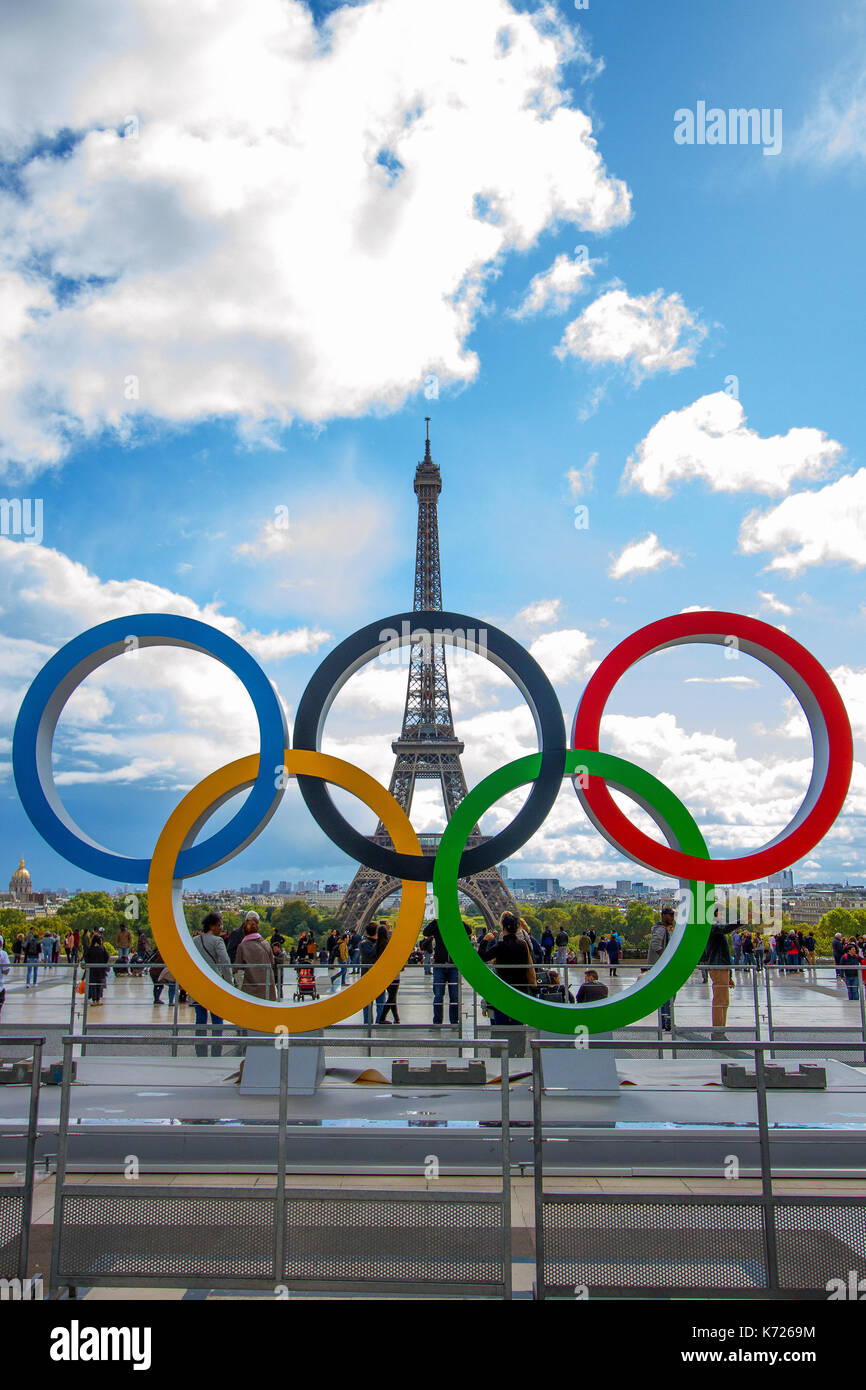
[337,422,517,934]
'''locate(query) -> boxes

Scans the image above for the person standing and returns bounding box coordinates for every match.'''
[347,929,362,975]
[802,931,817,981]
[23,929,40,987]
[479,912,537,1025]
[150,949,166,1004]
[359,922,385,1025]
[234,918,277,999]
[84,932,109,1005]
[832,932,845,984]
[0,935,10,1020]
[375,922,401,1023]
[115,923,133,967]
[741,930,755,969]
[700,910,737,1038]
[420,934,433,976]
[41,929,55,972]
[754,933,765,973]
[423,916,471,1026]
[136,928,149,958]
[840,938,863,1001]
[648,905,675,1031]
[605,933,620,978]
[270,928,287,998]
[540,927,554,964]
[553,929,570,966]
[13,932,25,965]
[193,911,230,1056]
[578,932,592,965]
[330,931,349,992]
[227,912,256,964]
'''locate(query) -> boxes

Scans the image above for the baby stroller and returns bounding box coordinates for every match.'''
[293,964,319,1002]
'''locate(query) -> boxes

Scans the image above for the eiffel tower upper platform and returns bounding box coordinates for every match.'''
[336,422,516,934]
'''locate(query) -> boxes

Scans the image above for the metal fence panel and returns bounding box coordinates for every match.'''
[49,1033,511,1298]
[540,1194,768,1295]
[0,1036,43,1281]
[55,1186,278,1284]
[0,1188,25,1279]
[775,1198,866,1292]
[282,1188,505,1290]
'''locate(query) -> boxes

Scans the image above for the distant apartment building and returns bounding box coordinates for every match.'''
[793,893,866,926]
[768,869,794,890]
[510,877,561,898]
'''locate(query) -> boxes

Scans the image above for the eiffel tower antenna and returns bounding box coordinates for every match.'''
[337,423,516,934]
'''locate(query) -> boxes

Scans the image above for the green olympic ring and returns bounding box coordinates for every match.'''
[433,749,715,1034]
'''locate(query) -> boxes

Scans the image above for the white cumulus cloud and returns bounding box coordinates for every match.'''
[514,598,562,627]
[511,252,596,318]
[0,537,330,786]
[609,533,679,581]
[739,469,866,573]
[623,391,843,497]
[0,0,631,479]
[758,591,794,617]
[556,286,705,376]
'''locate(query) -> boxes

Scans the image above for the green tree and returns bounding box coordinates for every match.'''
[65,907,122,943]
[515,906,542,936]
[270,900,318,934]
[57,891,115,917]
[538,906,569,933]
[624,900,654,948]
[0,907,27,932]
[818,907,858,939]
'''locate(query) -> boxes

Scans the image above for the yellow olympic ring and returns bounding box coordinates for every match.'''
[148,749,426,1033]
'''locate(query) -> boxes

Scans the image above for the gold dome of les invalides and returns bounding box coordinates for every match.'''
[10,856,32,896]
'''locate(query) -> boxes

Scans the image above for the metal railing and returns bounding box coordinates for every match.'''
[49,1032,512,1300]
[530,1036,866,1300]
[3,957,864,1031]
[0,1036,44,1283]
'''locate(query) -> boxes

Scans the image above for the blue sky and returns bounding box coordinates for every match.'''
[2,0,866,893]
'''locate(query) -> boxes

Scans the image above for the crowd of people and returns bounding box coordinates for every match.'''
[2,909,865,1032]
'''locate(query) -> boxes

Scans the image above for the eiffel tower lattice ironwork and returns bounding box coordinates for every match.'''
[337,422,517,934]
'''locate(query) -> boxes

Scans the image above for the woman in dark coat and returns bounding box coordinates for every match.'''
[84,933,110,1005]
[480,912,537,1025]
[605,934,620,977]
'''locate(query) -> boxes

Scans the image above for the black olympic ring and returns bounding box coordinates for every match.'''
[291,610,567,881]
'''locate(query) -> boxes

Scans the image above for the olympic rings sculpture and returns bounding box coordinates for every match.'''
[13,609,853,1035]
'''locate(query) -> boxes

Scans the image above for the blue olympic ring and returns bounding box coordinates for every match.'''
[12,615,288,882]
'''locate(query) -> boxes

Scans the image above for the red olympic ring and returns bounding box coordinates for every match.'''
[571,611,853,884]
